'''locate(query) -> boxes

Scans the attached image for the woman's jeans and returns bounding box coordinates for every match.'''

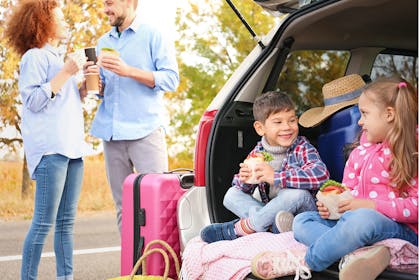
[293,209,418,271]
[21,155,83,280]
[223,187,316,232]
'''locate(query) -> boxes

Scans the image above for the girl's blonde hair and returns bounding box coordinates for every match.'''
[363,76,418,192]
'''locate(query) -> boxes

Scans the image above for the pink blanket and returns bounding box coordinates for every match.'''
[181,232,418,280]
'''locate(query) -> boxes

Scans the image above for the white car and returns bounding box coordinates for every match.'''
[177,0,417,279]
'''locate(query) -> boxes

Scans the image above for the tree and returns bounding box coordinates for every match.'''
[276,50,351,114]
[168,0,275,167]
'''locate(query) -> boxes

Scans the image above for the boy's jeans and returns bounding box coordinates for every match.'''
[223,187,316,232]
[293,209,418,271]
[21,154,83,280]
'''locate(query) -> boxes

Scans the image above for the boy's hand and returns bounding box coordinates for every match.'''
[316,200,330,219]
[238,162,252,183]
[254,163,274,186]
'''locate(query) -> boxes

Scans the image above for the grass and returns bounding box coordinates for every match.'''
[0,155,115,221]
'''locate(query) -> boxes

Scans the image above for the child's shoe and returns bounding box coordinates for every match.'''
[273,210,294,233]
[339,245,391,280]
[251,249,311,280]
[200,219,239,243]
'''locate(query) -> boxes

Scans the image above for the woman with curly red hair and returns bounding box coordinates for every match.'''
[4,1,91,279]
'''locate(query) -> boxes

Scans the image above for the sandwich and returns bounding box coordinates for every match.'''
[97,48,120,67]
[316,179,353,220]
[243,151,273,184]
[100,47,119,57]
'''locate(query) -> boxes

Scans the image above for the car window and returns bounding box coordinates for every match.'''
[371,53,418,88]
[274,50,350,115]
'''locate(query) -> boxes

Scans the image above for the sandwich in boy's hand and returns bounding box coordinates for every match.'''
[316,179,353,220]
[243,151,273,184]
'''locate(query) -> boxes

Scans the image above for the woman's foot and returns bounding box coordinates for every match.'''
[339,245,391,280]
[251,249,311,280]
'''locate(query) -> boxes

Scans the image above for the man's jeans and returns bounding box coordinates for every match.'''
[21,155,83,280]
[293,209,418,271]
[223,187,316,232]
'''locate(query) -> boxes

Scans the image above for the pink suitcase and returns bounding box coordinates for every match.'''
[120,171,193,278]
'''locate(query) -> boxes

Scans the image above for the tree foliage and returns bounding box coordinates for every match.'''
[0,0,418,187]
[168,0,275,167]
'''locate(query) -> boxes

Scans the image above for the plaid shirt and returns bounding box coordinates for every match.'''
[232,136,329,203]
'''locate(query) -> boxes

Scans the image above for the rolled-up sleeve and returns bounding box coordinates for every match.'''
[151,32,179,92]
[19,50,52,112]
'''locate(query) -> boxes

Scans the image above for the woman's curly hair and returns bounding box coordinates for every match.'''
[4,0,59,56]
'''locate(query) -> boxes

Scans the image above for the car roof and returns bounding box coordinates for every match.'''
[270,0,418,52]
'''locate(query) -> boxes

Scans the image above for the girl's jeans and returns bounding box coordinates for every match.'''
[21,155,83,280]
[223,187,316,232]
[293,209,418,271]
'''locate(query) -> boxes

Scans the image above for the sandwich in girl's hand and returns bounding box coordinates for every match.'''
[244,151,273,184]
[316,179,353,220]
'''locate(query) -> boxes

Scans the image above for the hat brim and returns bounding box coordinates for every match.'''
[299,97,359,128]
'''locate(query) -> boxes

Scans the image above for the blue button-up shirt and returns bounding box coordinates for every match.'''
[90,17,179,141]
[19,44,90,179]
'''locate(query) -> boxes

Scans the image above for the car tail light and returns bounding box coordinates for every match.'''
[194,110,217,186]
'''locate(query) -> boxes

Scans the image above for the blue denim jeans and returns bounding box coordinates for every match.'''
[21,155,83,280]
[223,187,316,232]
[293,209,418,272]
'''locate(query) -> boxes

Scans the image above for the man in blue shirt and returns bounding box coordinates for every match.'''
[91,0,179,232]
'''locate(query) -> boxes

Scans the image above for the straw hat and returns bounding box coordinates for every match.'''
[299,74,366,128]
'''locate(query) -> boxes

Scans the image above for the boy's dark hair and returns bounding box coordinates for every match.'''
[253,91,296,122]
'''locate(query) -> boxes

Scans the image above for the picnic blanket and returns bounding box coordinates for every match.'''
[180,231,418,280]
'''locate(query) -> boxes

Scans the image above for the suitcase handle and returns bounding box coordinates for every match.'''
[166,168,193,173]
[180,174,194,189]
[165,169,194,189]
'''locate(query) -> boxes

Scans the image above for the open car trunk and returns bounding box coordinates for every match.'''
[203,0,418,279]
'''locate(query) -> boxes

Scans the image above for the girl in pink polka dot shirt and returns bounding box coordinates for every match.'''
[252,76,418,280]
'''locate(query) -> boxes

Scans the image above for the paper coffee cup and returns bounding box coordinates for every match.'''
[85,73,99,95]
[84,47,97,63]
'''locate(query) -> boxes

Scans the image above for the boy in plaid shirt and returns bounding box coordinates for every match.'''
[201,91,329,243]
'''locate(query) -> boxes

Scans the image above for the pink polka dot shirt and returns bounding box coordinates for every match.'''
[343,132,418,234]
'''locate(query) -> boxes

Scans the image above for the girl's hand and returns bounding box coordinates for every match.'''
[338,199,375,213]
[316,200,330,219]
[254,163,274,186]
[238,162,251,183]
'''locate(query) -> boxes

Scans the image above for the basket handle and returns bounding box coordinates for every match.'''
[143,240,181,277]
[129,248,169,280]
